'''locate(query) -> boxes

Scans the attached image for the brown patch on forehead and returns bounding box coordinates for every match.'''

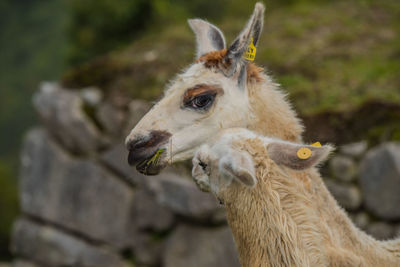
[183,84,224,103]
[196,49,264,83]
[196,49,228,68]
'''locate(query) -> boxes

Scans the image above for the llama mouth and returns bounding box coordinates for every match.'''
[135,149,167,175]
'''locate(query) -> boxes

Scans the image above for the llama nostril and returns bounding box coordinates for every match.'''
[199,161,207,171]
[127,137,147,151]
[127,130,171,152]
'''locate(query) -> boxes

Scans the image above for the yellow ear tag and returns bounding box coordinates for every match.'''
[297,147,312,160]
[243,37,256,61]
[311,142,321,147]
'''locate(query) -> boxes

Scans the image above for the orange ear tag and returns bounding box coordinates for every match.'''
[311,142,321,147]
[297,147,312,160]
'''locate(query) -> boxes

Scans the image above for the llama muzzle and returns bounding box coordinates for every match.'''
[126,130,171,175]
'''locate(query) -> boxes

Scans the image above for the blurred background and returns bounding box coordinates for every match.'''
[1,0,400,266]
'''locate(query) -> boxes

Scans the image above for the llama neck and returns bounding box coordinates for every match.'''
[290,169,400,266]
[222,167,318,267]
[222,165,400,267]
[246,77,303,143]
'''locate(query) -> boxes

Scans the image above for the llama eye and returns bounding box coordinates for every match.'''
[189,94,215,110]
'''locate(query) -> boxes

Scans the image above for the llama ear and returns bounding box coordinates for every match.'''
[219,151,256,187]
[221,3,265,81]
[188,19,226,58]
[267,141,334,170]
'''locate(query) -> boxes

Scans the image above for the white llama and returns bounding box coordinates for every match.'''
[125,3,303,175]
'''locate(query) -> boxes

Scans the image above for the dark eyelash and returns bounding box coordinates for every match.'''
[184,93,216,110]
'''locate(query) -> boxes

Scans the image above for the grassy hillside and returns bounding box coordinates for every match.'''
[63,0,400,115]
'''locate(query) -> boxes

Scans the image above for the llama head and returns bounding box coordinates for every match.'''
[192,142,257,194]
[192,128,333,198]
[125,3,265,175]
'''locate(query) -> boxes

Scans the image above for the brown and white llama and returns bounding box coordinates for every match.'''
[125,3,303,175]
[192,128,400,267]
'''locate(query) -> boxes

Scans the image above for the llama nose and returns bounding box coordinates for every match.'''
[126,130,171,166]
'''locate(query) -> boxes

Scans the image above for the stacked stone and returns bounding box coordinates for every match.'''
[11,83,239,267]
[10,82,400,267]
[322,141,400,240]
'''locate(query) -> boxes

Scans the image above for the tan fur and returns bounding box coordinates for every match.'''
[245,78,303,143]
[197,49,304,142]
[193,132,400,267]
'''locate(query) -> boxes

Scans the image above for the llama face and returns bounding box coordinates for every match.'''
[125,4,265,175]
[192,128,333,199]
[125,63,251,175]
[192,129,258,197]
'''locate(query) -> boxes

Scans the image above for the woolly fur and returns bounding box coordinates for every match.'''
[193,129,400,267]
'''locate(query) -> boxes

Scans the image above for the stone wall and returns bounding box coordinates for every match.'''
[9,82,400,267]
[323,141,400,240]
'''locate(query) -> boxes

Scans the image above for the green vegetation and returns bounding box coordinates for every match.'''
[67,0,152,64]
[63,0,400,115]
[0,163,18,260]
[263,0,400,114]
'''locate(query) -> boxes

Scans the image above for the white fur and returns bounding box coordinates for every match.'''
[188,19,226,58]
[126,64,251,164]
[125,2,303,173]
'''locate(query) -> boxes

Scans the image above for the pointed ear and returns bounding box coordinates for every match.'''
[219,151,256,187]
[188,19,226,58]
[267,141,334,170]
[221,2,265,79]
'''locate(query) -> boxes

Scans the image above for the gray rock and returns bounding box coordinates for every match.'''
[0,263,11,267]
[366,222,395,241]
[133,232,164,266]
[350,212,370,230]
[12,260,39,267]
[132,188,174,232]
[20,128,135,249]
[124,100,151,136]
[96,102,126,137]
[359,143,400,220]
[163,224,240,267]
[325,179,362,211]
[340,141,368,158]
[80,87,103,107]
[100,143,146,185]
[146,172,224,221]
[33,82,107,154]
[329,155,357,182]
[11,219,126,267]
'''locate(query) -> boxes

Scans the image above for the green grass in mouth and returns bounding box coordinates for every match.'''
[145,148,165,167]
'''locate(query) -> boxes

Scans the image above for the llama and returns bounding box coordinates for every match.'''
[192,128,400,267]
[125,3,303,175]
